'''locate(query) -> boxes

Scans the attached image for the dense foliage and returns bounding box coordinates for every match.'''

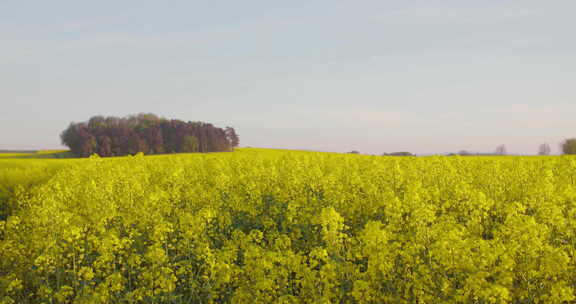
[60,114,239,157]
[1,149,576,303]
[562,138,576,155]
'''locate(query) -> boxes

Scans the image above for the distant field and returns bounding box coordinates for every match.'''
[0,150,73,159]
[1,149,576,303]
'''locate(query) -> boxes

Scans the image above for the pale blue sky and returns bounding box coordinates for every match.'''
[2,1,575,154]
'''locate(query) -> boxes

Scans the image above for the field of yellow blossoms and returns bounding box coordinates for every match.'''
[1,149,576,303]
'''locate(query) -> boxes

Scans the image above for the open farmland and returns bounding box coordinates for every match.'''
[1,149,576,303]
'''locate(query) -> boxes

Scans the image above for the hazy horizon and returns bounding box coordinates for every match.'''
[2,1,575,155]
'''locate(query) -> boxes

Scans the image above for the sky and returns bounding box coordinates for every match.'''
[1,1,575,155]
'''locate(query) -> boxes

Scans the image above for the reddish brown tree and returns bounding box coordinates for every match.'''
[61,114,238,157]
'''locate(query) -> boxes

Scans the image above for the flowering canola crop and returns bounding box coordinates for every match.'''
[1,149,576,303]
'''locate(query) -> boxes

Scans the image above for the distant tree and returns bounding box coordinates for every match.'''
[538,143,551,156]
[61,114,237,157]
[142,126,164,154]
[127,133,148,155]
[60,123,82,154]
[182,136,199,153]
[88,115,107,131]
[348,151,360,154]
[494,145,507,156]
[561,139,576,155]
[78,130,97,157]
[97,135,112,157]
[383,152,415,156]
[225,127,240,148]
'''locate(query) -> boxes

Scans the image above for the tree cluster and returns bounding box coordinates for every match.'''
[538,143,551,156]
[561,139,576,155]
[61,114,239,157]
[383,152,415,156]
[494,144,507,156]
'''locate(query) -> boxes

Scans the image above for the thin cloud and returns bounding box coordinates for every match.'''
[502,9,537,18]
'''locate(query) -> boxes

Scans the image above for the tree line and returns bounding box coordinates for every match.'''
[454,142,572,156]
[451,141,576,156]
[561,139,576,155]
[352,140,576,157]
[61,114,239,157]
[531,140,575,155]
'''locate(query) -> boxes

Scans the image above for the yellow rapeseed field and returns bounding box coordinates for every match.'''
[1,148,576,303]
